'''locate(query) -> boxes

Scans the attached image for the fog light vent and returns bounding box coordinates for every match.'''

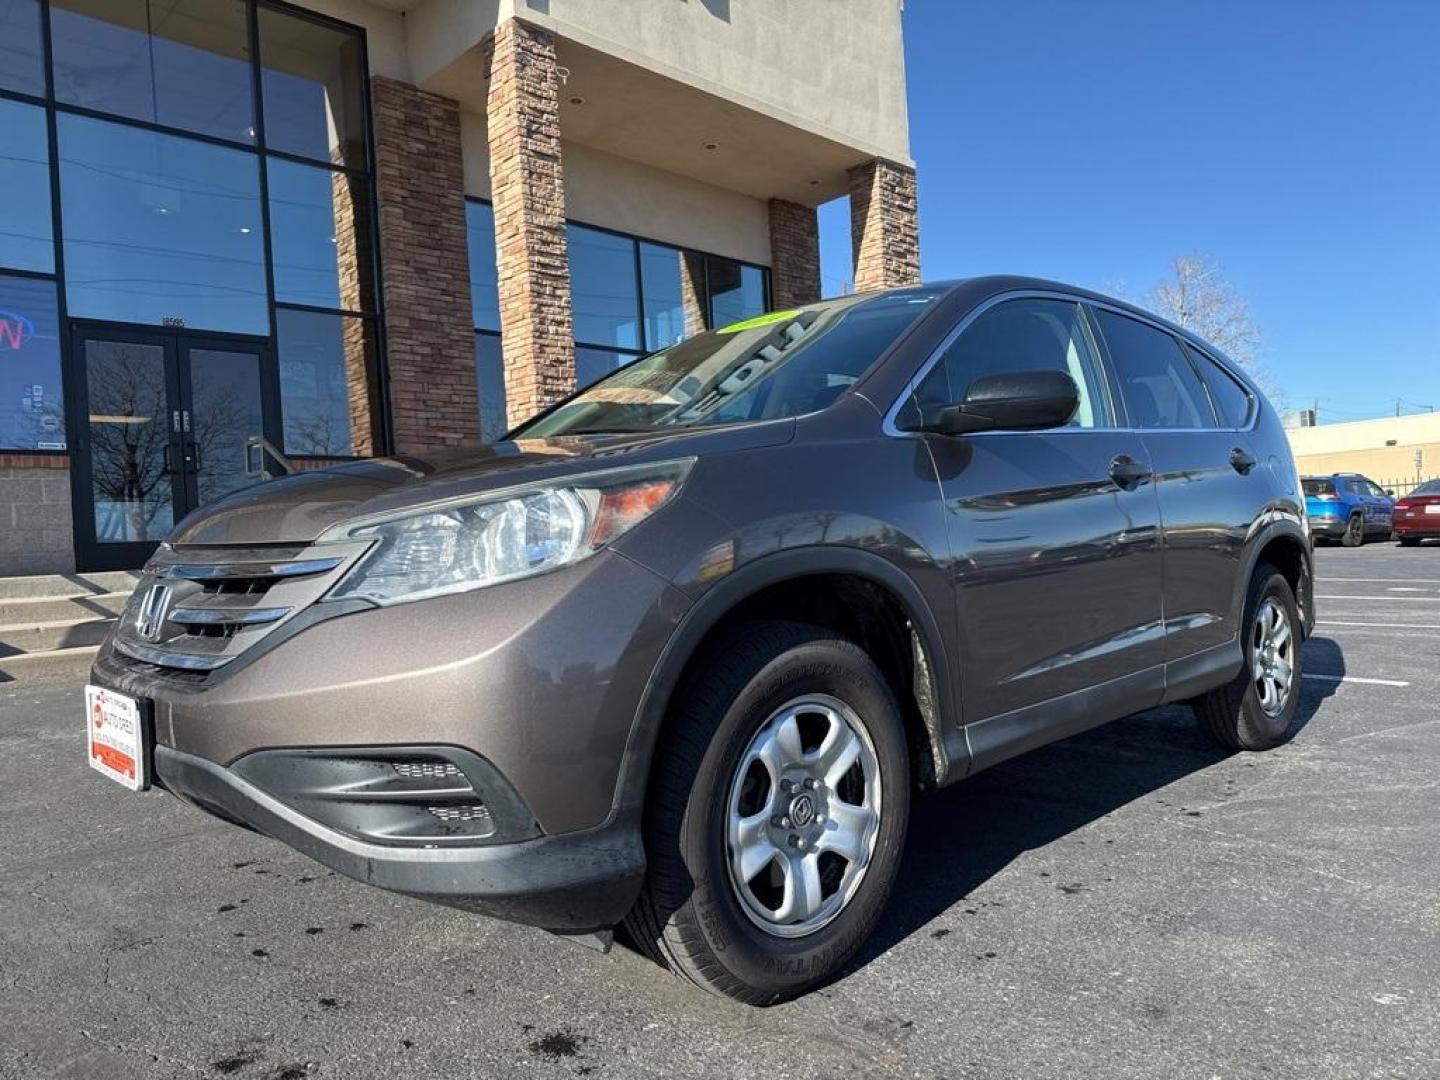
[393,761,463,780]
[428,804,493,824]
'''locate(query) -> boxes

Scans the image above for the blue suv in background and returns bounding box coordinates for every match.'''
[1303,474,1396,546]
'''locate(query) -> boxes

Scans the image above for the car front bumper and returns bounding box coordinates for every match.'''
[154,744,644,931]
[90,548,691,931]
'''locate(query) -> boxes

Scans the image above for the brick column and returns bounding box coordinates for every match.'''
[767,198,821,308]
[485,20,575,428]
[680,251,708,337]
[848,159,921,292]
[331,166,377,456]
[371,77,479,452]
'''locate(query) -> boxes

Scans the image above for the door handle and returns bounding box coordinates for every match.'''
[1109,455,1152,489]
[1229,446,1258,474]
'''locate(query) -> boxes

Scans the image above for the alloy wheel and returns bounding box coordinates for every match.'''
[1250,596,1295,718]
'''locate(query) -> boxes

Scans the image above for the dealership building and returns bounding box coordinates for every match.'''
[0,0,919,574]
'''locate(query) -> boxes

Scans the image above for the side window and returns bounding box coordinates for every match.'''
[1095,311,1217,429]
[1183,342,1253,428]
[914,298,1112,428]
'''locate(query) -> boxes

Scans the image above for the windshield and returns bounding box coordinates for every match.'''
[514,287,946,438]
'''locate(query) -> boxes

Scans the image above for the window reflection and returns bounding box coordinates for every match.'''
[707,257,766,328]
[58,113,268,334]
[0,276,65,451]
[0,98,54,273]
[0,0,45,97]
[640,242,694,349]
[259,4,367,168]
[84,337,173,542]
[277,307,375,456]
[569,224,639,349]
[268,157,371,311]
[475,333,507,441]
[50,0,255,143]
[466,202,500,332]
[576,346,628,389]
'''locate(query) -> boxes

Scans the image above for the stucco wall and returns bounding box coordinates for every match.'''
[460,111,771,265]
[409,0,910,164]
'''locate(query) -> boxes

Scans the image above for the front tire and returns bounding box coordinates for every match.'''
[1193,564,1304,751]
[625,621,910,1005]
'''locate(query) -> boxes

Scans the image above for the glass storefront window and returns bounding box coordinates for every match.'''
[58,112,268,334]
[267,157,371,311]
[0,0,45,96]
[0,98,54,273]
[276,306,374,456]
[576,345,629,390]
[258,4,367,169]
[708,256,766,329]
[640,242,692,350]
[0,276,64,450]
[569,224,639,350]
[474,332,506,442]
[50,0,255,143]
[466,201,500,332]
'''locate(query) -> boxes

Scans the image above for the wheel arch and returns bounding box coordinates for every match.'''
[612,547,963,822]
[1243,523,1314,637]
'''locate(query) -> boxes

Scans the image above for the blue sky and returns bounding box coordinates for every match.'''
[819,1,1440,422]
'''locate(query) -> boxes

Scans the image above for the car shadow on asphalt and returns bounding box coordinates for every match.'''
[848,635,1343,971]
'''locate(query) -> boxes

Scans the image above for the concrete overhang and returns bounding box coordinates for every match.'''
[410,11,905,206]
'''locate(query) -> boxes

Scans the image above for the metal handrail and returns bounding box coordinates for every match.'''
[244,435,293,480]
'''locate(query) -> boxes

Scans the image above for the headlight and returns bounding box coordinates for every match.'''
[325,459,693,605]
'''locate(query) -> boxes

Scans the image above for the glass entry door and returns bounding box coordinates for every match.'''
[71,326,280,571]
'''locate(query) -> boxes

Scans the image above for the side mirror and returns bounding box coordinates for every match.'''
[1386,489,1396,497]
[903,369,1080,436]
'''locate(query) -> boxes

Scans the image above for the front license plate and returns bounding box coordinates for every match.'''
[1425,505,1440,515]
[86,684,148,791]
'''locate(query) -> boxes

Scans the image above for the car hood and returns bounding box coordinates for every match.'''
[168,423,792,547]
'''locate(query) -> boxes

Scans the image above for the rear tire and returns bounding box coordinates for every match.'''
[1193,564,1303,751]
[624,621,910,1005]
[1398,537,1421,548]
[1341,513,1365,547]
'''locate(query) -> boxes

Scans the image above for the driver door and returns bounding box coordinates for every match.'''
[912,296,1165,751]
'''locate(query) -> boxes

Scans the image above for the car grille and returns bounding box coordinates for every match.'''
[111,542,371,673]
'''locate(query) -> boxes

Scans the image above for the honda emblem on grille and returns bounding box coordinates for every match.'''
[134,582,172,642]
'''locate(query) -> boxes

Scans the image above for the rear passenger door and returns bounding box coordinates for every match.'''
[1091,309,1261,665]
[914,296,1165,725]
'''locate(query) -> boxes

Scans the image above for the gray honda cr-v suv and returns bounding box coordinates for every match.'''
[86,277,1313,1004]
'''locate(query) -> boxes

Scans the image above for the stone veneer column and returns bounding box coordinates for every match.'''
[485,19,575,428]
[767,198,821,308]
[848,159,921,292]
[370,77,479,452]
[331,164,377,456]
[679,251,708,337]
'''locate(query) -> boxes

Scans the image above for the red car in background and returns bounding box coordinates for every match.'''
[1392,479,1440,546]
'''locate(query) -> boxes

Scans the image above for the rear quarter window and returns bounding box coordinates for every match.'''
[1183,343,1253,428]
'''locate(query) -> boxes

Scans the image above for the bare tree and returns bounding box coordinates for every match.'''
[1145,254,1286,411]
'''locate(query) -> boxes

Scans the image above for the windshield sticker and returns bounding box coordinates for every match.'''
[717,309,802,334]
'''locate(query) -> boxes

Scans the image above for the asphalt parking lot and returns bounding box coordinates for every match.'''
[2,543,1437,1080]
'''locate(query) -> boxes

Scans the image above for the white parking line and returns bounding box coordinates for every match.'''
[1320,577,1440,584]
[1318,620,1440,630]
[1302,673,1411,688]
[1388,587,1427,592]
[1315,594,1440,602]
